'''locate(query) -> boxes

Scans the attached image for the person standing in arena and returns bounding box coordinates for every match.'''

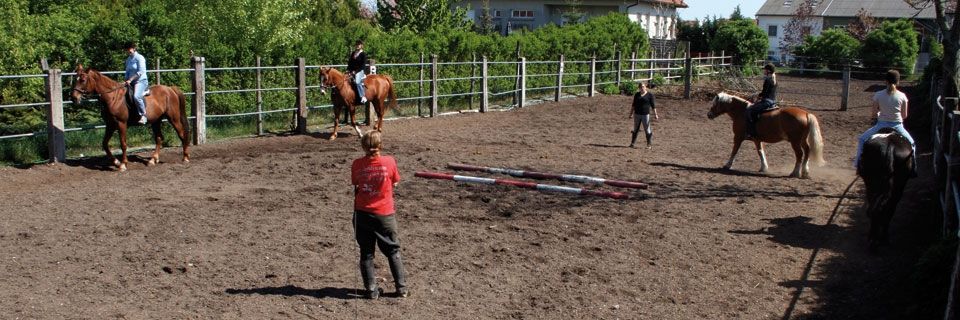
[628,81,659,149]
[351,131,408,299]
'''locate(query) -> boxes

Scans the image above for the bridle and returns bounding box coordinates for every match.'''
[72,72,127,97]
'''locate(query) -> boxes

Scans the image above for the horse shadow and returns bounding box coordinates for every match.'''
[60,155,151,172]
[729,216,847,250]
[649,161,769,178]
[224,285,361,300]
[585,143,630,149]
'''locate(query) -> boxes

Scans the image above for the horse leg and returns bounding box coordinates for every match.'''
[330,106,341,140]
[103,125,119,168]
[789,140,804,178]
[723,139,745,170]
[170,114,190,163]
[374,100,384,132]
[800,139,812,178]
[349,108,360,138]
[755,141,769,173]
[148,121,163,166]
[118,124,129,172]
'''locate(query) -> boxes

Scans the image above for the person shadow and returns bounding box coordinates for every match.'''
[224,285,360,300]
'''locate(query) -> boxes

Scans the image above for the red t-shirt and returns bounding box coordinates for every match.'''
[351,155,401,215]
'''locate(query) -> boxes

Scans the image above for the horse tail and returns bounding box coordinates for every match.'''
[173,86,191,146]
[386,75,397,111]
[807,112,825,166]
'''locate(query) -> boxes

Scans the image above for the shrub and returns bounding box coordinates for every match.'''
[600,83,619,95]
[619,81,637,95]
[862,19,919,74]
[801,28,861,69]
[651,74,666,87]
[710,19,767,66]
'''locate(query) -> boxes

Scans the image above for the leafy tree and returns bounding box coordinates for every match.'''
[561,0,586,25]
[678,16,720,54]
[905,0,959,97]
[796,28,861,68]
[711,19,767,65]
[780,0,817,57]
[376,0,470,33]
[861,19,919,74]
[846,8,879,41]
[475,0,496,34]
[730,5,745,20]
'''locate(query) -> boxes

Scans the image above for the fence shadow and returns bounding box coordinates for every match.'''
[225,285,360,300]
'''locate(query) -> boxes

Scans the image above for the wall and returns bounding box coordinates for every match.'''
[757,15,823,62]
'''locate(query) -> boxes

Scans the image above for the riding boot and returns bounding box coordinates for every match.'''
[645,132,652,147]
[629,130,640,148]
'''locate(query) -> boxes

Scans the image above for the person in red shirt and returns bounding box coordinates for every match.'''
[351,130,407,299]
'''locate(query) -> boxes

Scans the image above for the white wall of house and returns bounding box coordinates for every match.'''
[757,15,823,62]
[627,5,680,40]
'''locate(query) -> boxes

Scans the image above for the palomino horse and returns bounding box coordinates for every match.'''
[706,92,825,178]
[318,67,397,140]
[70,64,190,171]
[857,128,914,250]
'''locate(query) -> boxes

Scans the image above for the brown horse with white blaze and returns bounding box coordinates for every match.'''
[70,64,190,171]
[706,92,825,178]
[319,67,397,140]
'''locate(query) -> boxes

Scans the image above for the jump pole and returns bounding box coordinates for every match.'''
[415,172,630,200]
[447,163,648,189]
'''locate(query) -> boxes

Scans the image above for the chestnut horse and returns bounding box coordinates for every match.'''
[70,65,190,171]
[706,92,825,178]
[318,67,397,140]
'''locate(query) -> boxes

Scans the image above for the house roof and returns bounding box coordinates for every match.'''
[756,0,946,19]
[638,0,689,9]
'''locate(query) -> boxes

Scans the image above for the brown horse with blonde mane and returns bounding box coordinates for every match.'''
[707,92,825,178]
[319,67,397,140]
[70,64,190,171]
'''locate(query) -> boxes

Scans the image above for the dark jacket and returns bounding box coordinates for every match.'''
[758,75,777,102]
[347,50,368,73]
[632,91,655,115]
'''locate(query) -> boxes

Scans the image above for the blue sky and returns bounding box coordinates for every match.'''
[677,0,765,21]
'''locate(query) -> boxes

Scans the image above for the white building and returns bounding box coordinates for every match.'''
[756,0,939,64]
[456,0,688,40]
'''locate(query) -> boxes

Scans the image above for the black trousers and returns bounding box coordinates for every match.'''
[353,210,406,292]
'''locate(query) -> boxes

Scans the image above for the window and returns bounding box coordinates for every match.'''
[801,26,812,35]
[494,10,501,17]
[512,10,534,19]
[768,25,778,37]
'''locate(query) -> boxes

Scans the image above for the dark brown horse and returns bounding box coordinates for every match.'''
[857,128,914,250]
[70,65,190,171]
[318,67,397,140]
[706,92,825,178]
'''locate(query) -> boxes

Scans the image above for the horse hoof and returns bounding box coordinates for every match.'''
[147,159,157,166]
[119,164,127,172]
[183,158,190,163]
[721,165,731,171]
[113,159,122,167]
[329,135,337,141]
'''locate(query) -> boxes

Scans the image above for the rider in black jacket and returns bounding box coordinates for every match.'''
[347,39,369,104]
[746,63,778,138]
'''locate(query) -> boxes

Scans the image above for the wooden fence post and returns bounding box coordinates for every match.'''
[556,54,564,102]
[519,57,526,108]
[294,57,308,134]
[684,52,693,99]
[366,59,375,124]
[841,66,851,111]
[470,53,477,110]
[481,56,488,113]
[648,51,654,81]
[431,54,438,117]
[419,53,425,117]
[616,50,623,87]
[45,68,65,163]
[191,56,207,145]
[630,51,637,82]
[589,55,596,97]
[256,56,263,135]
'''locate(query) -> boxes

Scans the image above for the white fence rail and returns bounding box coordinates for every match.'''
[0,52,731,162]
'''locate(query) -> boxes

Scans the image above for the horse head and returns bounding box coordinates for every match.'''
[319,66,344,95]
[70,64,93,105]
[707,92,746,119]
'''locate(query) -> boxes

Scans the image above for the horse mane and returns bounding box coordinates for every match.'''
[715,92,746,104]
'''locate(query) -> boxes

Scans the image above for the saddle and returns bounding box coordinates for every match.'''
[124,86,150,119]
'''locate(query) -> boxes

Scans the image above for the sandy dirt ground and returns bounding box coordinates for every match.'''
[0,76,943,319]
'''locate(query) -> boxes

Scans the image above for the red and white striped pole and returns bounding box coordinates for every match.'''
[415,171,630,200]
[447,163,647,189]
